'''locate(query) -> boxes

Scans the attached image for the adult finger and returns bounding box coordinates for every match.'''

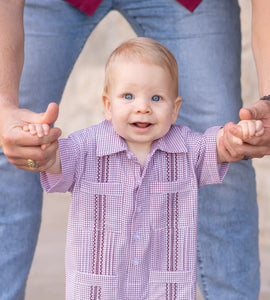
[240,100,270,126]
[8,140,59,171]
[20,102,59,126]
[8,126,61,147]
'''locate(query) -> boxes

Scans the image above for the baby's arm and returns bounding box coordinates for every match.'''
[217,120,264,163]
[23,123,62,174]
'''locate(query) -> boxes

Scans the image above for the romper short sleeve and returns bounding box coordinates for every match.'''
[40,134,81,193]
[192,126,228,187]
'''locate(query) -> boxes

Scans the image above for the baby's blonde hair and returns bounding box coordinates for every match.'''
[104,37,179,95]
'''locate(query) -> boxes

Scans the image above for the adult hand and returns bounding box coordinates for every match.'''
[224,100,270,158]
[221,122,265,160]
[239,100,270,152]
[0,102,62,171]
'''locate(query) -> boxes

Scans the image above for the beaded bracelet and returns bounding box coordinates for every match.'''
[260,95,270,101]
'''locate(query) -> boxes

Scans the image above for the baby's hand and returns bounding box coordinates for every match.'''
[23,123,51,150]
[23,123,50,138]
[232,120,264,145]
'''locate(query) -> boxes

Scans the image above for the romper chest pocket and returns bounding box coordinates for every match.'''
[79,180,123,234]
[149,179,197,230]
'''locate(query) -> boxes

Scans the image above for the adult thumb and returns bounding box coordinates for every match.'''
[239,107,254,121]
[239,100,268,121]
[40,102,59,125]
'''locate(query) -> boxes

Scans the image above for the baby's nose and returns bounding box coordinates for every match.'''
[135,98,151,113]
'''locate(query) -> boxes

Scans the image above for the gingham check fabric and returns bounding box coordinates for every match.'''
[41,120,228,300]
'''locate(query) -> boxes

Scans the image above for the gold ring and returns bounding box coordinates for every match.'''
[26,159,37,169]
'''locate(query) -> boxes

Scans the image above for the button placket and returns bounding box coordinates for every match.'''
[130,186,143,269]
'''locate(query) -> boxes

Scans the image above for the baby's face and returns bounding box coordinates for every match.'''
[103,59,181,152]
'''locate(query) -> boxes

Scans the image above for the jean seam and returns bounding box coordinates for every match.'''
[113,4,146,38]
[197,242,209,300]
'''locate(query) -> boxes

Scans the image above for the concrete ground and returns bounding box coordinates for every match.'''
[25,2,270,299]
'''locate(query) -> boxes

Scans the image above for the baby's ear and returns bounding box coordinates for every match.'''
[172,96,182,123]
[102,93,112,121]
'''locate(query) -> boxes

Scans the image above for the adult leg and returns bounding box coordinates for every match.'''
[118,0,259,298]
[0,1,111,298]
[171,2,260,299]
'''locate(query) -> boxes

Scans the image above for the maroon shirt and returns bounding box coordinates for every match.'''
[64,0,201,16]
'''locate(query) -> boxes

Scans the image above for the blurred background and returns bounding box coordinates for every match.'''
[25,1,270,299]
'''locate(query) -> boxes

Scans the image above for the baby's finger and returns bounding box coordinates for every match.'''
[35,124,46,137]
[41,143,50,151]
[247,121,256,137]
[23,125,30,132]
[232,135,243,145]
[42,124,50,136]
[239,122,249,140]
[28,124,38,136]
[255,120,264,137]
[255,128,265,137]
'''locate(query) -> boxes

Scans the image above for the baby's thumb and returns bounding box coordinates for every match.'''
[227,122,243,139]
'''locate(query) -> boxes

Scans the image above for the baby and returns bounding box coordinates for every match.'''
[24,37,263,300]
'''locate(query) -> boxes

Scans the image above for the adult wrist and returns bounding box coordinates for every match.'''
[0,94,19,109]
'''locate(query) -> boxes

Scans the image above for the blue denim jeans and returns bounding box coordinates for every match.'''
[0,0,259,299]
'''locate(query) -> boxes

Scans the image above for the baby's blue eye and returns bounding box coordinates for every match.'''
[152,95,162,102]
[124,93,133,100]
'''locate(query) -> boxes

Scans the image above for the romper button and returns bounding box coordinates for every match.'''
[134,232,140,240]
[137,206,142,213]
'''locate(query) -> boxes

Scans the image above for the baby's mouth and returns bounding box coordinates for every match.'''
[132,122,152,128]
